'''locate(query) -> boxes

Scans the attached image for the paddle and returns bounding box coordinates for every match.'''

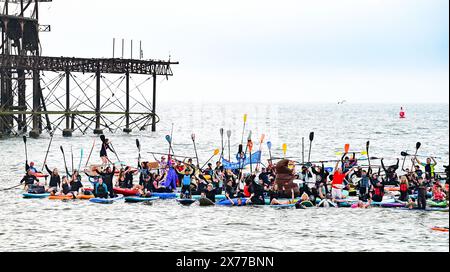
[227,130,232,162]
[344,144,350,154]
[201,149,220,170]
[110,142,122,165]
[60,146,69,175]
[191,134,200,168]
[241,114,248,145]
[308,132,314,163]
[411,142,421,168]
[85,138,96,168]
[136,139,141,165]
[302,137,305,164]
[169,123,175,156]
[366,141,371,170]
[23,136,28,166]
[267,141,273,163]
[41,132,54,172]
[0,184,23,192]
[248,140,254,173]
[165,135,172,157]
[282,144,287,159]
[78,148,84,171]
[71,146,74,173]
[220,128,224,161]
[256,134,265,171]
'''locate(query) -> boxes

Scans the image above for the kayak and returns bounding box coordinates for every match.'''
[23,193,50,199]
[152,192,178,199]
[32,173,49,179]
[199,197,215,206]
[217,198,249,206]
[431,227,449,232]
[49,194,95,200]
[379,202,405,208]
[427,200,448,208]
[270,204,296,209]
[89,196,124,204]
[300,201,314,207]
[113,187,139,196]
[125,196,159,203]
[177,199,196,206]
[191,194,226,201]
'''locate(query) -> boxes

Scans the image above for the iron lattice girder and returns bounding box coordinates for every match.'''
[0,55,178,76]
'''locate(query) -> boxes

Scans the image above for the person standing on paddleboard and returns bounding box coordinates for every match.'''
[100,138,112,165]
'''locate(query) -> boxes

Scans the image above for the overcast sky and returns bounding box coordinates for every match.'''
[33,0,449,103]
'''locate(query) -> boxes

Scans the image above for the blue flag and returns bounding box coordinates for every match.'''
[221,151,262,170]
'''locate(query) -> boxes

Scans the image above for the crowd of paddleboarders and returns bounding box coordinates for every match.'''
[19,133,449,209]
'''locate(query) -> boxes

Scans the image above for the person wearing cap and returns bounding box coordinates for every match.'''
[25,161,38,174]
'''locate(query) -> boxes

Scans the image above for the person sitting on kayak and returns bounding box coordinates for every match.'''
[399,175,409,202]
[432,182,446,202]
[68,170,84,198]
[370,170,385,202]
[20,170,39,191]
[225,178,238,201]
[381,158,400,186]
[415,157,437,179]
[201,183,217,203]
[247,175,265,205]
[44,165,61,195]
[357,169,372,202]
[94,178,109,199]
[95,166,116,198]
[311,163,330,195]
[100,137,112,166]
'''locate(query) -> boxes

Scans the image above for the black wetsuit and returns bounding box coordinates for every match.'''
[249,182,265,205]
[100,142,111,158]
[225,185,236,199]
[311,163,330,194]
[94,183,109,198]
[20,175,38,186]
[416,182,428,210]
[96,167,116,198]
[45,165,61,189]
[124,171,134,189]
[69,180,83,193]
[205,189,216,203]
[381,159,400,186]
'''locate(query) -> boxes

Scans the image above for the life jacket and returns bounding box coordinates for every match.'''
[243,185,251,197]
[182,175,191,186]
[400,183,408,192]
[373,186,384,196]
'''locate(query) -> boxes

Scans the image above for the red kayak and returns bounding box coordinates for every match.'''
[113,187,139,196]
[33,173,49,178]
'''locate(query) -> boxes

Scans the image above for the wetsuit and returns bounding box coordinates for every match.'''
[124,171,134,188]
[69,180,83,193]
[416,182,428,210]
[381,159,400,186]
[311,163,330,194]
[269,190,281,203]
[100,141,111,158]
[358,175,371,202]
[94,183,109,198]
[96,167,116,198]
[205,189,216,203]
[20,174,38,186]
[249,182,265,205]
[181,175,191,197]
[225,185,237,199]
[45,165,61,190]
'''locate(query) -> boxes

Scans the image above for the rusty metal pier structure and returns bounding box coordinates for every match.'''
[0,0,178,138]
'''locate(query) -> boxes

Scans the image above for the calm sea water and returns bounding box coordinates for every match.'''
[0,103,448,252]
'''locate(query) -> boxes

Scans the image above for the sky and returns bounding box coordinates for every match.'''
[27,0,450,103]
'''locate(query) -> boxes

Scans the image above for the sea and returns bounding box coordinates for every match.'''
[0,103,448,252]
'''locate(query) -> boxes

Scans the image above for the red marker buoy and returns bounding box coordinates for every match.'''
[399,107,406,119]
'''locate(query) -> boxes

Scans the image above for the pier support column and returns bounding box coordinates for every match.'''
[94,68,103,135]
[63,70,73,137]
[30,70,41,139]
[151,72,157,132]
[17,70,26,132]
[123,72,132,133]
